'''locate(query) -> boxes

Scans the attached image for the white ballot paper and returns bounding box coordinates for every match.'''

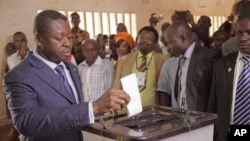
[120,73,142,117]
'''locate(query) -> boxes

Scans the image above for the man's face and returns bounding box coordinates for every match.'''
[18,47,29,59]
[160,29,168,46]
[109,38,116,55]
[82,42,99,65]
[166,27,185,57]
[198,17,211,29]
[137,30,156,55]
[71,14,80,27]
[73,44,84,63]
[13,34,27,49]
[36,19,73,64]
[116,24,127,33]
[236,19,250,54]
[212,32,229,53]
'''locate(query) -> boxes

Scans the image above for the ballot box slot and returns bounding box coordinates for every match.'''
[115,113,178,129]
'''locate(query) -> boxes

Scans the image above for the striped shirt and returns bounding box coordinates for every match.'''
[78,56,114,102]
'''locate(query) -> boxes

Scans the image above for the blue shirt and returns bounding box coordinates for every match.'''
[157,42,195,109]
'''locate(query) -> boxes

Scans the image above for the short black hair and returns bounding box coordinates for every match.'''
[13,31,27,41]
[33,10,68,35]
[103,34,108,40]
[70,12,80,18]
[137,26,159,42]
[238,1,250,21]
[172,20,192,38]
[109,34,116,40]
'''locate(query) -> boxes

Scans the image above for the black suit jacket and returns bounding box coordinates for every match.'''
[208,52,238,141]
[4,53,90,141]
[185,45,220,111]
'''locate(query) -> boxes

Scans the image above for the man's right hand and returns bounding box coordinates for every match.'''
[92,89,130,115]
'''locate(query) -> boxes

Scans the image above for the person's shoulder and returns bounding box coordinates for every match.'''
[196,46,221,61]
[79,28,89,34]
[196,45,215,55]
[217,52,237,63]
[4,58,31,81]
[154,51,170,61]
[163,56,178,66]
[121,52,136,61]
[7,52,17,60]
[223,36,238,47]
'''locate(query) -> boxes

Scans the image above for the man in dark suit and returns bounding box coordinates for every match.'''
[157,21,220,111]
[3,10,130,141]
[207,2,250,141]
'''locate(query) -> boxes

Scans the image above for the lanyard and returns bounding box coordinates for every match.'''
[135,52,154,71]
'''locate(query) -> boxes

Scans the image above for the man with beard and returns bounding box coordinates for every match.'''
[113,26,168,107]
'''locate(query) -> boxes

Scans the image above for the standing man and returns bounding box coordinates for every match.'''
[157,21,219,111]
[189,15,212,47]
[7,32,29,70]
[116,23,128,33]
[113,26,167,107]
[159,22,171,56]
[78,39,114,102]
[70,12,89,43]
[4,10,130,141]
[208,2,250,141]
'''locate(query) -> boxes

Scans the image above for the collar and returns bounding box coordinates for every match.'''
[137,51,153,58]
[33,50,65,70]
[81,55,102,67]
[236,51,250,62]
[183,42,195,60]
[15,51,29,60]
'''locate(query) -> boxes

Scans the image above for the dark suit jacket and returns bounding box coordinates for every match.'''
[4,52,90,141]
[207,52,238,141]
[186,45,220,111]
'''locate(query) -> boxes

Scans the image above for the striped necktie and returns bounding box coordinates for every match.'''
[55,65,76,103]
[234,55,250,125]
[138,55,147,92]
[174,56,186,108]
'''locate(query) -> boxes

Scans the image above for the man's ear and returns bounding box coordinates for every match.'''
[35,34,42,47]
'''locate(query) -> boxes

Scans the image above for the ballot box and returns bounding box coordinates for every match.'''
[82,105,218,141]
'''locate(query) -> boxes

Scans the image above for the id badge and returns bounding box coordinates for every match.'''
[136,72,146,86]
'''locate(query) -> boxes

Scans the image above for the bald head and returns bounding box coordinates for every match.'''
[165,21,193,57]
[166,21,193,41]
[81,39,99,50]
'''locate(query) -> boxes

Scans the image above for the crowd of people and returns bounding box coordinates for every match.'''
[1,0,250,141]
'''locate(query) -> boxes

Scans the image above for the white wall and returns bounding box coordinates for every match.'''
[0,0,235,118]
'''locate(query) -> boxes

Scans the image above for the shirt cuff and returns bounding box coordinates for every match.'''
[88,102,95,124]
